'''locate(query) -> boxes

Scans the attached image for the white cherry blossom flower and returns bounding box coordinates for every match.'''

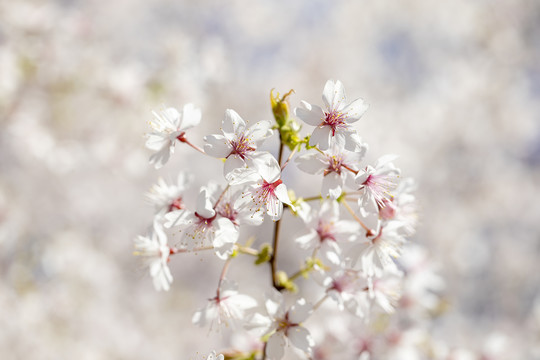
[215,187,264,227]
[204,109,273,182]
[295,200,359,265]
[367,269,403,314]
[349,221,406,277]
[315,266,370,317]
[295,144,367,199]
[164,185,239,259]
[206,351,224,360]
[355,154,400,210]
[295,80,368,151]
[232,155,293,221]
[248,290,314,360]
[379,177,417,236]
[133,219,173,291]
[145,172,192,215]
[192,279,257,330]
[145,104,201,169]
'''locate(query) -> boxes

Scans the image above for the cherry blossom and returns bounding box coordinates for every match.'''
[355,154,401,210]
[145,172,193,215]
[215,187,264,227]
[295,80,368,151]
[367,269,403,314]
[232,155,293,221]
[315,266,370,317]
[133,219,173,291]
[204,109,274,182]
[206,351,224,360]
[295,144,367,199]
[248,290,314,360]
[349,221,406,277]
[295,200,360,265]
[145,104,201,169]
[192,279,257,330]
[164,184,238,259]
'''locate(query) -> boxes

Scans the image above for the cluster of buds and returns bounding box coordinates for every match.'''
[135,80,434,359]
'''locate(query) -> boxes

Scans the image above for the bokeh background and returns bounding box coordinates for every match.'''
[1,0,539,358]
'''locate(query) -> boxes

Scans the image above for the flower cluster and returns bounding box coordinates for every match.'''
[135,80,436,359]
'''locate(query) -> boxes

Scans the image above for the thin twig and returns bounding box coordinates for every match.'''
[341,199,375,236]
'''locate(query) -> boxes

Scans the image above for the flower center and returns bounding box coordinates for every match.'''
[361,174,396,207]
[316,221,336,242]
[218,202,238,225]
[229,134,255,160]
[194,212,217,226]
[324,155,344,175]
[323,110,347,136]
[168,196,184,212]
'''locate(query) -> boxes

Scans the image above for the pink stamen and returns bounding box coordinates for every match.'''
[228,134,255,160]
[322,110,347,136]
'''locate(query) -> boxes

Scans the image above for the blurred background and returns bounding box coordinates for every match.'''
[1,0,539,358]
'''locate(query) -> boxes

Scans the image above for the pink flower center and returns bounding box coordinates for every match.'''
[361,173,396,207]
[229,134,255,160]
[194,212,217,227]
[316,221,336,242]
[257,179,282,201]
[323,110,347,136]
[168,196,184,212]
[217,202,238,226]
[324,155,344,175]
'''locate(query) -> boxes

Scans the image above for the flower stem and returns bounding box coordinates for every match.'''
[177,133,206,155]
[280,144,299,170]
[341,198,376,237]
[213,184,231,209]
[313,294,329,311]
[271,142,285,291]
[216,258,232,299]
[302,195,323,202]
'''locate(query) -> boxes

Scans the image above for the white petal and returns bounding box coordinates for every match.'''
[274,183,292,206]
[267,195,283,221]
[295,230,318,249]
[294,101,324,126]
[246,120,273,146]
[265,289,284,317]
[204,134,231,158]
[287,326,314,352]
[249,152,278,177]
[288,298,312,323]
[245,312,274,336]
[164,210,192,228]
[266,332,287,360]
[223,109,246,137]
[319,199,339,219]
[342,98,368,123]
[227,167,260,185]
[196,189,216,219]
[310,126,331,150]
[257,155,281,183]
[145,133,169,151]
[321,172,342,199]
[322,80,346,112]
[320,241,341,265]
[224,155,246,180]
[295,151,325,174]
[343,129,365,152]
[180,103,201,129]
[149,146,172,169]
